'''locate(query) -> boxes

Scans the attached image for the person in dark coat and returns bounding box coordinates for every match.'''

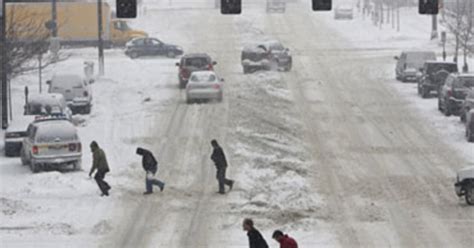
[89,141,111,196]
[137,147,165,195]
[243,218,268,248]
[210,139,234,194]
[272,230,298,248]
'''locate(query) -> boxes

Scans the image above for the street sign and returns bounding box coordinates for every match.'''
[441,31,446,44]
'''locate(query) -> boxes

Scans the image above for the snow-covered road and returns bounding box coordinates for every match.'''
[1,0,473,247]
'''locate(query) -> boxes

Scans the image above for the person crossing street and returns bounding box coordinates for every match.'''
[210,139,234,194]
[89,141,111,196]
[137,147,165,195]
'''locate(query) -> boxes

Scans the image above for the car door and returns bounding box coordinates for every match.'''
[149,39,164,55]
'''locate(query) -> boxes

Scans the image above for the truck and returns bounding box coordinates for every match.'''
[5,2,148,47]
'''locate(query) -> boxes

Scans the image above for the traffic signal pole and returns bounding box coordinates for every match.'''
[1,0,8,129]
[97,0,104,76]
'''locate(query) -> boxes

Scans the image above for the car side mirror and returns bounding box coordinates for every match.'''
[213,61,217,65]
[175,62,180,66]
[46,80,51,85]
[394,56,399,60]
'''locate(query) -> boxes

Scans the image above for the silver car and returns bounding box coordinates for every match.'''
[24,93,73,120]
[47,74,93,114]
[186,71,224,103]
[21,117,82,173]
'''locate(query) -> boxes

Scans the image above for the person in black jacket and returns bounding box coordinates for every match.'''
[210,139,234,194]
[243,218,269,248]
[136,147,165,195]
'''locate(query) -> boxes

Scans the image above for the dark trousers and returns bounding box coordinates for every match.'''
[216,167,232,193]
[146,173,165,193]
[94,170,110,194]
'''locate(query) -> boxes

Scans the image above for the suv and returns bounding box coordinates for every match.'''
[417,61,458,98]
[241,41,292,74]
[4,116,35,157]
[176,53,217,89]
[47,74,92,114]
[125,37,183,59]
[459,88,474,122]
[20,118,82,173]
[454,166,474,205]
[24,93,72,120]
[394,51,436,82]
[438,73,474,116]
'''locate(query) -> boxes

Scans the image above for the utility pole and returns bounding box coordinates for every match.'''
[1,0,8,129]
[51,0,57,37]
[431,14,438,39]
[97,0,104,76]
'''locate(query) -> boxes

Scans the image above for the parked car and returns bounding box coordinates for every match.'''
[417,61,458,98]
[125,37,183,59]
[266,0,286,13]
[21,117,82,172]
[241,40,291,74]
[24,93,73,120]
[176,53,217,89]
[460,88,474,122]
[334,4,354,19]
[438,73,474,116]
[454,166,474,205]
[4,116,35,157]
[466,109,474,142]
[47,74,92,114]
[186,71,223,104]
[395,51,436,82]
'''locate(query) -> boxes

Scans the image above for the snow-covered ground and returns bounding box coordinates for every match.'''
[1,0,473,247]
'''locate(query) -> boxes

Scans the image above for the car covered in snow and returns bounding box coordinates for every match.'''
[24,93,73,120]
[395,51,436,82]
[438,73,474,116]
[334,4,354,19]
[417,61,458,98]
[125,37,183,59]
[20,117,82,173]
[460,88,474,122]
[241,40,291,74]
[4,116,35,157]
[176,53,217,89]
[185,71,223,103]
[47,74,93,114]
[455,166,474,205]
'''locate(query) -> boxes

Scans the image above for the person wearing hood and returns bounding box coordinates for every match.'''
[137,147,165,195]
[243,218,268,248]
[210,139,234,194]
[272,230,298,248]
[89,141,111,196]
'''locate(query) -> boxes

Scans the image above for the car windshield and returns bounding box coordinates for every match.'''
[3,1,474,247]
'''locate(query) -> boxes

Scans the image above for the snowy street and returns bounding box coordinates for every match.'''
[1,0,473,247]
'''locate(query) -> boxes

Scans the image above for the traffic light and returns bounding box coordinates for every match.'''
[419,0,439,15]
[221,0,241,15]
[313,0,332,11]
[116,0,137,18]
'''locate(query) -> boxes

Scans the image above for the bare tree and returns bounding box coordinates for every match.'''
[445,0,473,72]
[4,4,68,80]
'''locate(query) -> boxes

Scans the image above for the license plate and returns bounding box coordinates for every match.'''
[49,145,66,150]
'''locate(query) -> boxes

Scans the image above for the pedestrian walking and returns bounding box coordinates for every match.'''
[136,147,165,195]
[89,141,111,196]
[210,139,234,194]
[272,230,298,248]
[243,218,268,248]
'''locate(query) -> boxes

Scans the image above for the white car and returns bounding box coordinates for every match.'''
[24,93,73,120]
[454,166,474,205]
[334,5,353,19]
[21,117,82,173]
[186,71,224,103]
[4,116,35,157]
[47,74,93,114]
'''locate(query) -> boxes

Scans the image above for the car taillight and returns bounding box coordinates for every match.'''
[83,91,89,97]
[213,84,220,89]
[32,146,39,155]
[69,143,76,151]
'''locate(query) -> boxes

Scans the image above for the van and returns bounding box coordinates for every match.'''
[47,74,92,114]
[395,51,436,82]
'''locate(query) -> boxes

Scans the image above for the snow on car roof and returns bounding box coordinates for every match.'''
[28,93,64,105]
[6,116,35,132]
[51,74,83,87]
[34,120,78,142]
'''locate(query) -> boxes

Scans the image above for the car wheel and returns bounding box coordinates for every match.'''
[167,51,176,58]
[73,160,82,171]
[285,61,292,72]
[421,87,429,99]
[467,128,474,142]
[30,160,40,173]
[130,51,139,59]
[461,111,467,122]
[444,101,452,116]
[401,76,407,83]
[186,97,193,104]
[243,66,249,74]
[438,98,443,111]
[465,184,474,205]
[83,105,91,114]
